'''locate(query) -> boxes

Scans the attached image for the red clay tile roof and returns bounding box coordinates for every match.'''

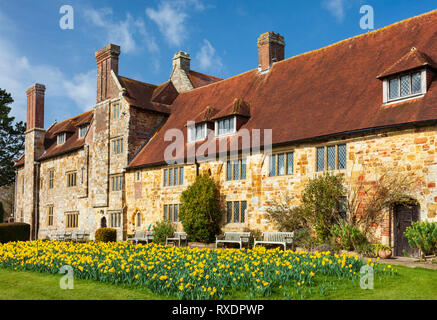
[377,47,437,79]
[127,10,437,169]
[211,98,251,120]
[187,70,222,88]
[117,76,171,114]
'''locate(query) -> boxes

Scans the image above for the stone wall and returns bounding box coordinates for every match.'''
[125,125,437,245]
[0,183,14,221]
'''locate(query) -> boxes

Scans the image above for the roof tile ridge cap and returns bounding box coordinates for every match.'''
[272,9,437,70]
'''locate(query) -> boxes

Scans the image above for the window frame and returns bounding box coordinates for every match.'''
[163,204,180,222]
[384,69,426,104]
[111,175,123,192]
[112,103,120,120]
[316,144,347,172]
[111,137,124,155]
[65,212,79,229]
[226,158,247,181]
[269,152,294,177]
[226,201,247,224]
[78,124,89,139]
[188,123,207,143]
[66,171,77,188]
[215,116,237,138]
[163,166,184,187]
[109,212,122,228]
[57,132,66,145]
[48,205,54,227]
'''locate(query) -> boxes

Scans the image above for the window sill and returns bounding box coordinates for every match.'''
[385,93,425,106]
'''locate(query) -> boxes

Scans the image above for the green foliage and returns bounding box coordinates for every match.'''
[152,220,175,244]
[266,197,307,232]
[331,220,369,252]
[0,88,26,187]
[0,202,4,223]
[94,228,117,242]
[293,228,318,250]
[179,174,222,243]
[301,172,346,242]
[0,223,30,243]
[404,221,437,257]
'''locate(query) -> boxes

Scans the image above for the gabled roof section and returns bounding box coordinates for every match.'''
[39,110,94,161]
[187,70,222,88]
[151,81,179,105]
[117,76,171,114]
[193,106,220,123]
[211,98,250,120]
[377,47,437,79]
[127,10,437,169]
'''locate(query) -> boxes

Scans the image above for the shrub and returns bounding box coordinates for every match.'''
[0,223,30,243]
[266,197,307,232]
[293,228,318,250]
[0,202,4,223]
[153,220,175,244]
[404,221,437,258]
[179,174,222,243]
[330,220,369,252]
[95,228,117,242]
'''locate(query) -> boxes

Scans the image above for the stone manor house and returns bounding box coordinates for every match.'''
[14,10,437,256]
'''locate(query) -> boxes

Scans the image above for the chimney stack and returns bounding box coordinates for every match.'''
[95,44,121,103]
[26,84,45,131]
[172,51,191,73]
[257,32,285,72]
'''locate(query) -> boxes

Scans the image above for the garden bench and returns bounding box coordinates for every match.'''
[72,231,89,243]
[166,232,188,247]
[253,232,294,250]
[128,231,154,244]
[215,232,251,249]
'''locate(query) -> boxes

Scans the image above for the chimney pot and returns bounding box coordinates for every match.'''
[26,83,45,131]
[257,32,285,72]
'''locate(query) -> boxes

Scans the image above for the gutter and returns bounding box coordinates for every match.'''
[125,119,437,170]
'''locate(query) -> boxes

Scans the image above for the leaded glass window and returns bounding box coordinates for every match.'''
[233,202,240,223]
[388,72,424,102]
[278,153,285,176]
[233,161,239,180]
[241,159,247,180]
[227,202,232,223]
[327,146,336,170]
[269,154,276,177]
[241,201,247,223]
[169,168,173,187]
[174,167,179,186]
[338,144,347,170]
[400,75,411,97]
[287,152,294,175]
[317,147,325,172]
[412,72,422,94]
[163,205,168,220]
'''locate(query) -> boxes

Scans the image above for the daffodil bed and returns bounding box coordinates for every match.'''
[0,241,394,300]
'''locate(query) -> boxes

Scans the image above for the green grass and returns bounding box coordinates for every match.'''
[1,265,436,300]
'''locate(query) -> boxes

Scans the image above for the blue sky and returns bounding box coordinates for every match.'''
[0,0,436,127]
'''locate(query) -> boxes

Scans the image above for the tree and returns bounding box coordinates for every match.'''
[0,88,25,187]
[179,174,222,243]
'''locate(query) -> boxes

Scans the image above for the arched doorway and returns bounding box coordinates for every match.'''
[101,217,107,228]
[393,202,419,257]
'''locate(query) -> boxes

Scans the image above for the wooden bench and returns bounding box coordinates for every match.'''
[166,232,188,247]
[72,231,90,243]
[127,231,154,244]
[253,232,294,250]
[215,232,251,249]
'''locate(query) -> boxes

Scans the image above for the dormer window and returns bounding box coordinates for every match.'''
[387,71,424,102]
[57,133,66,145]
[215,117,236,137]
[188,123,207,143]
[78,124,89,139]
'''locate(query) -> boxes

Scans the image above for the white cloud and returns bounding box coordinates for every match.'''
[322,0,346,22]
[146,0,209,47]
[84,8,158,54]
[146,2,188,47]
[195,39,223,74]
[0,36,96,123]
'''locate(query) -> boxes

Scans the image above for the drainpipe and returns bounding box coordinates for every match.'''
[13,170,17,222]
[34,161,40,241]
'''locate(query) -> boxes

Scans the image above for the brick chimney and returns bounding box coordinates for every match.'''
[170,51,194,92]
[95,44,121,103]
[257,32,285,72]
[26,84,45,131]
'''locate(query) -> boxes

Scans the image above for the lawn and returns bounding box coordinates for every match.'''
[0,265,436,300]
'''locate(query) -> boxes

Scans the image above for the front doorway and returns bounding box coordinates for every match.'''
[393,203,419,257]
